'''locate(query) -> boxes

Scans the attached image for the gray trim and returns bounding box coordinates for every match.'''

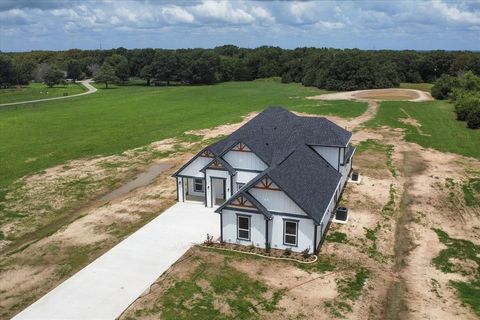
[234,168,264,173]
[177,174,204,179]
[283,218,299,247]
[337,148,341,171]
[210,177,227,207]
[270,211,311,221]
[224,206,261,214]
[265,218,269,247]
[236,214,251,241]
[220,213,223,242]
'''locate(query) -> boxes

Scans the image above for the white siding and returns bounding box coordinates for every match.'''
[223,151,267,171]
[179,156,211,177]
[339,160,352,190]
[312,146,340,170]
[270,215,316,253]
[222,209,266,248]
[177,177,185,202]
[249,188,308,216]
[236,170,260,184]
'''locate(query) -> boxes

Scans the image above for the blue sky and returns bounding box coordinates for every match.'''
[1,0,479,52]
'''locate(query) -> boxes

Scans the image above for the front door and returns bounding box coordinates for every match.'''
[211,178,226,206]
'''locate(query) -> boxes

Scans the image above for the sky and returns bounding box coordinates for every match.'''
[0,0,479,52]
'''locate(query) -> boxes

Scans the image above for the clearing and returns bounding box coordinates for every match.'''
[1,82,479,319]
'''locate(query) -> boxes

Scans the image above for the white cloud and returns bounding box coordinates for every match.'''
[431,0,480,24]
[191,0,254,24]
[161,6,195,24]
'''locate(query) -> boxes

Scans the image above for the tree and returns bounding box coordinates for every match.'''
[105,54,129,83]
[94,63,118,88]
[0,54,14,88]
[140,64,153,86]
[152,50,178,85]
[67,60,82,82]
[431,74,460,99]
[44,66,64,87]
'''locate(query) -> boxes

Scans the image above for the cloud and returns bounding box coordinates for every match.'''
[431,0,480,25]
[191,0,255,24]
[1,0,479,51]
[161,6,195,24]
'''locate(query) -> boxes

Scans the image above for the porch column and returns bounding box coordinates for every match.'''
[177,177,185,202]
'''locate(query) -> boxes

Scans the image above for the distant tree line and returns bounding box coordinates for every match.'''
[432,72,480,129]
[1,46,480,91]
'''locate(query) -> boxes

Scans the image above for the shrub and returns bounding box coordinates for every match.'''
[302,247,311,259]
[466,104,480,129]
[431,74,459,100]
[265,242,271,254]
[283,248,292,256]
[204,233,214,246]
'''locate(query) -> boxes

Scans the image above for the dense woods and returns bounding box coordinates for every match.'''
[1,46,480,92]
[432,72,480,129]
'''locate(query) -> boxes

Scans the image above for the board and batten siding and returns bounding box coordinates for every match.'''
[222,209,266,247]
[223,150,267,171]
[178,156,211,177]
[270,215,316,253]
[311,146,340,170]
[249,188,308,216]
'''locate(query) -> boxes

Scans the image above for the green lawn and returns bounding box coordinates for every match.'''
[0,82,86,104]
[365,100,480,159]
[399,82,433,93]
[0,79,366,189]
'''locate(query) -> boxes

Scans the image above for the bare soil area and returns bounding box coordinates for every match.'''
[308,88,433,102]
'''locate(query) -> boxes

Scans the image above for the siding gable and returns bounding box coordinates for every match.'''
[249,187,307,216]
[178,156,211,177]
[223,150,267,171]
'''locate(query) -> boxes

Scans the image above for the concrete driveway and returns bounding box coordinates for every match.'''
[13,202,218,320]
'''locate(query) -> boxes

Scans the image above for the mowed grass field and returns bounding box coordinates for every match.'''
[365,100,480,159]
[0,82,86,104]
[0,79,366,190]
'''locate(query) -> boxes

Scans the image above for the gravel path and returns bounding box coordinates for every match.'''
[307,88,433,102]
[0,79,97,107]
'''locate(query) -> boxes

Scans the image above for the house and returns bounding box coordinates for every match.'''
[173,107,355,253]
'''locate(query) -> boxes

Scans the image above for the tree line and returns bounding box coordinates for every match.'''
[432,72,480,129]
[1,46,480,91]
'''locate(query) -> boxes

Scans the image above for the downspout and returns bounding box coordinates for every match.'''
[220,211,223,242]
[265,218,269,247]
[313,224,318,253]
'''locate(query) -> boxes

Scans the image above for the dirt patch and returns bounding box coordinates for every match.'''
[308,88,433,102]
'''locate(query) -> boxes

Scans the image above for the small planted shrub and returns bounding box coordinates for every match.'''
[204,233,214,246]
[249,243,256,252]
[283,247,292,256]
[302,247,311,259]
[265,242,271,254]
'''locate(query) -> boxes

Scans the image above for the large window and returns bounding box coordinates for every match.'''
[284,220,298,246]
[194,178,204,192]
[237,215,251,240]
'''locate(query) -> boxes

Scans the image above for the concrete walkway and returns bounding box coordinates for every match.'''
[0,79,97,107]
[13,202,218,320]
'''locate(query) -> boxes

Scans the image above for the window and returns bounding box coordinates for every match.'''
[284,220,298,246]
[194,178,204,192]
[237,183,245,190]
[237,215,250,240]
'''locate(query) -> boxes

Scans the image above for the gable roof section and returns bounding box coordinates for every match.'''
[266,145,341,224]
[200,157,236,175]
[215,187,272,220]
[208,107,351,167]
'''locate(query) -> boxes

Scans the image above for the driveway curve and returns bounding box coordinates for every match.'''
[0,79,97,107]
[13,202,219,320]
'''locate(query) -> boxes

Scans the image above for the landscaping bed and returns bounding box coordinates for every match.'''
[201,240,317,263]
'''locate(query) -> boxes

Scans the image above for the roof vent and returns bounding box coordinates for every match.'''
[266,142,269,146]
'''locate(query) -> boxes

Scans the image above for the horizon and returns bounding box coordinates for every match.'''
[1,0,479,52]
